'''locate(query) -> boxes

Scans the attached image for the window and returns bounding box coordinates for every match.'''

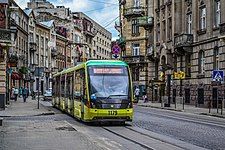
[156,23,160,42]
[213,46,219,69]
[132,43,140,56]
[162,20,166,42]
[187,13,192,34]
[134,0,140,7]
[185,55,191,77]
[200,7,206,30]
[168,17,172,40]
[198,50,205,74]
[132,67,139,81]
[173,56,177,72]
[131,19,139,35]
[214,0,221,27]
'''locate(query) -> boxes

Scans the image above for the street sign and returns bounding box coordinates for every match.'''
[212,70,224,82]
[173,71,185,79]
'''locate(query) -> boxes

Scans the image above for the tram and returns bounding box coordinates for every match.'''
[52,60,134,123]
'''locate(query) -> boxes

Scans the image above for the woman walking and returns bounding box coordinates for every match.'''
[22,87,28,102]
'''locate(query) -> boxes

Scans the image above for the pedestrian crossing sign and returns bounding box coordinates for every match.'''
[212,70,224,82]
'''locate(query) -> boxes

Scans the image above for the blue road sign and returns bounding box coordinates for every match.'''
[212,70,224,82]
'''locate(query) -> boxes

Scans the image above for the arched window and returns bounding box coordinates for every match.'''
[198,50,205,73]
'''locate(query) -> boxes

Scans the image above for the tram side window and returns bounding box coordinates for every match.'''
[66,73,73,99]
[61,75,65,97]
[74,69,85,100]
[74,70,81,99]
[56,76,60,97]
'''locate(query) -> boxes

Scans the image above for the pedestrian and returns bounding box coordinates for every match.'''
[14,87,19,101]
[143,92,148,103]
[134,86,140,102]
[19,87,22,97]
[22,87,28,102]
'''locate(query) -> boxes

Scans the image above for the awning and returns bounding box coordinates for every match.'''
[11,72,22,80]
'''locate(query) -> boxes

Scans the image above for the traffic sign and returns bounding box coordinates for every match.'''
[212,70,224,82]
[112,44,121,55]
[173,71,185,79]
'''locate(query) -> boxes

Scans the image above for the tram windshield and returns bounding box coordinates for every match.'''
[88,66,130,100]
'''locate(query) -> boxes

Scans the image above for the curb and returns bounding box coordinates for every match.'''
[199,113,225,119]
[138,104,183,112]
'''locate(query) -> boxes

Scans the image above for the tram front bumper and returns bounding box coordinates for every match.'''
[88,108,133,122]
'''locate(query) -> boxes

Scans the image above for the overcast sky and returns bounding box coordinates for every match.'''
[16,0,120,40]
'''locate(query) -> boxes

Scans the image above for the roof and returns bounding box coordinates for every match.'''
[53,60,128,77]
[40,20,54,28]
[86,60,128,66]
[23,8,32,16]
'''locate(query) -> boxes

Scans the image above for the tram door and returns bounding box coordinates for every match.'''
[80,69,85,120]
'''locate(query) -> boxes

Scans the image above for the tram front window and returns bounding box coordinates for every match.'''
[88,66,130,108]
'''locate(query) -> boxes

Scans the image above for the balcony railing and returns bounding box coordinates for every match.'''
[124,6,146,18]
[0,29,11,44]
[51,48,58,58]
[29,41,37,52]
[122,55,146,64]
[138,16,154,29]
[220,23,225,34]
[174,33,193,54]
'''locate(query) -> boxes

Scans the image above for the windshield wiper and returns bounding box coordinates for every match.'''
[104,94,128,100]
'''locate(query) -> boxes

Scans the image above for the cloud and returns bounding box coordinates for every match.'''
[17,0,119,40]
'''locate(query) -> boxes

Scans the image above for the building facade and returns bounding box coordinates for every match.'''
[119,0,152,96]
[150,0,225,107]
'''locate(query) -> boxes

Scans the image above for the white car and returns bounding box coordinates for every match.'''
[43,89,52,101]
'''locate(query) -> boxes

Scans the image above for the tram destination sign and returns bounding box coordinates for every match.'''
[93,68,123,74]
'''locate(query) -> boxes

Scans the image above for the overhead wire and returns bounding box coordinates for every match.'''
[87,0,118,5]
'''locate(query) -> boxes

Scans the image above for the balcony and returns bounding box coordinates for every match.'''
[8,53,19,64]
[84,28,96,37]
[220,23,225,34]
[51,48,58,58]
[146,46,156,61]
[29,41,37,52]
[174,33,193,54]
[124,6,146,18]
[138,16,154,30]
[0,29,12,44]
[122,55,147,64]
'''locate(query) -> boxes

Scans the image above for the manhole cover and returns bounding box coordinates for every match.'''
[55,126,77,131]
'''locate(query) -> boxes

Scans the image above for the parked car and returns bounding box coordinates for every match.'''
[43,89,52,101]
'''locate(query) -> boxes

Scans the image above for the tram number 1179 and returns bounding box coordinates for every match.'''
[108,110,117,115]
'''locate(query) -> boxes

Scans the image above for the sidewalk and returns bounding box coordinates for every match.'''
[137,100,225,118]
[0,97,105,150]
[0,96,54,117]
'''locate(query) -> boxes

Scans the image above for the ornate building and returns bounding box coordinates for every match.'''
[119,0,154,96]
[151,0,225,107]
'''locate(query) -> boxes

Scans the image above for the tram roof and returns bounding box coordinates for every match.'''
[53,60,128,77]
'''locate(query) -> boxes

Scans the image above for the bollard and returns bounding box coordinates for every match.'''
[0,117,3,126]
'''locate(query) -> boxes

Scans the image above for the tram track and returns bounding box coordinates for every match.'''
[100,125,200,150]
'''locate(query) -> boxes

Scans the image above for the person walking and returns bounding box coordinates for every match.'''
[19,87,22,97]
[134,86,140,102]
[14,87,19,101]
[22,87,28,102]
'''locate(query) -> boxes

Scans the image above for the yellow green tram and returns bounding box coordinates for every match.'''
[52,60,134,123]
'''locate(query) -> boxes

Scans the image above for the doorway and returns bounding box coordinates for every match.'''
[197,88,204,104]
[185,88,190,104]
